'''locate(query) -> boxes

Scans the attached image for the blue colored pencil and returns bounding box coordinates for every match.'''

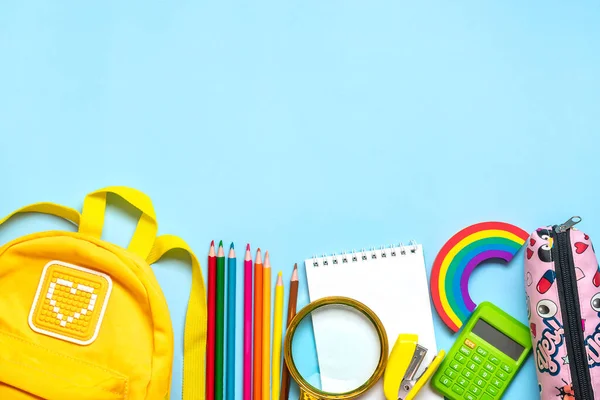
[226,243,237,400]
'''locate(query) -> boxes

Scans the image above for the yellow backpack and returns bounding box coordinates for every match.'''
[0,187,206,400]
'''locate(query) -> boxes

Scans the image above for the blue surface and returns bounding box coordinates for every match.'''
[1,2,599,399]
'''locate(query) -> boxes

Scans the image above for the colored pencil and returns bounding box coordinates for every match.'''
[253,249,264,400]
[243,244,253,400]
[226,243,237,400]
[262,251,272,400]
[279,264,299,400]
[207,241,217,400]
[216,241,226,400]
[271,272,284,400]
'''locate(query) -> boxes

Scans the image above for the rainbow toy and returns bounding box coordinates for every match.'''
[430,222,529,333]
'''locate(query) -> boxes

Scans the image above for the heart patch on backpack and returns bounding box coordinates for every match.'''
[28,260,112,345]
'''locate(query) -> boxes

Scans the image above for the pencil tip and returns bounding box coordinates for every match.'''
[294,263,298,270]
[230,242,234,249]
[264,251,270,266]
[246,243,250,251]
[219,240,223,247]
[210,240,214,247]
[277,273,283,285]
[292,266,299,281]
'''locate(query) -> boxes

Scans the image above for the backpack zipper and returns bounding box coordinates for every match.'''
[552,216,593,400]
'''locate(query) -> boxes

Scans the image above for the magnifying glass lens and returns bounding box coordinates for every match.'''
[291,304,382,394]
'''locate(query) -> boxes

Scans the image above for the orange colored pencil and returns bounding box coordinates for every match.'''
[253,249,263,400]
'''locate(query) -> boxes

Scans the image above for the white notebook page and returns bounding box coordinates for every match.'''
[305,245,440,400]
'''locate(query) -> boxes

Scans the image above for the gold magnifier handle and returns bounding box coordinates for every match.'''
[284,296,389,400]
[299,391,319,400]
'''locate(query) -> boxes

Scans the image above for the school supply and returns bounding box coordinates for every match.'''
[383,334,445,400]
[280,264,299,400]
[216,241,226,400]
[226,243,237,400]
[254,248,264,400]
[271,272,284,400]
[283,296,389,400]
[0,186,206,399]
[430,222,529,333]
[244,244,253,400]
[305,243,438,399]
[208,240,218,400]
[525,217,600,400]
[431,302,531,400]
[262,251,272,400]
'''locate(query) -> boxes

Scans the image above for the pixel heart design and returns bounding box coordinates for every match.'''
[29,260,112,345]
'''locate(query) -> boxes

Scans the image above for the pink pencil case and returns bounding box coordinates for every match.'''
[525,217,600,399]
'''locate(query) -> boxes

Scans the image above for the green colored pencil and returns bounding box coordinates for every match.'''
[216,240,226,400]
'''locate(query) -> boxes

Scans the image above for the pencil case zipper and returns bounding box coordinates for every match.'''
[552,217,593,400]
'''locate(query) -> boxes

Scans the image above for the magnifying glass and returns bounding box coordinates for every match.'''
[283,296,389,400]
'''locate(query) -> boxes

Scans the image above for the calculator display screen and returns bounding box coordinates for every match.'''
[472,319,525,361]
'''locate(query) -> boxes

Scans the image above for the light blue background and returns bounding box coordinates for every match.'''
[1,2,599,399]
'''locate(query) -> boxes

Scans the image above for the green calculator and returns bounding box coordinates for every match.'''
[431,302,531,400]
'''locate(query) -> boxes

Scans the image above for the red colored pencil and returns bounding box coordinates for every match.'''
[207,240,217,400]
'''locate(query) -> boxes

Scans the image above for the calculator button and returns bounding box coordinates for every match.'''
[455,353,467,364]
[445,368,458,379]
[462,369,475,379]
[481,394,494,400]
[486,386,499,396]
[464,394,476,400]
[484,363,496,373]
[452,385,465,395]
[488,356,500,365]
[464,339,476,349]
[460,346,472,356]
[457,376,469,387]
[478,369,491,380]
[476,347,488,357]
[491,378,503,389]
[450,361,463,371]
[468,385,482,395]
[467,362,478,371]
[475,378,486,388]
[501,363,513,373]
[439,376,452,387]
[472,354,483,364]
[496,370,508,381]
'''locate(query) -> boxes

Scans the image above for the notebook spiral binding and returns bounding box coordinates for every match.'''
[311,240,419,267]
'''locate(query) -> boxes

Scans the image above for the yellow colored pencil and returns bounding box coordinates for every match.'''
[262,251,272,400]
[271,272,284,400]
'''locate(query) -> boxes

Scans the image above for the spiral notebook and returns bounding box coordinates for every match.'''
[305,243,440,399]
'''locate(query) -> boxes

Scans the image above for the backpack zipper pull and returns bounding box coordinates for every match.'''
[555,216,582,233]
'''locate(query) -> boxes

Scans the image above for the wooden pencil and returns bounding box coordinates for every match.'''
[207,240,217,400]
[271,272,284,400]
[279,264,299,400]
[216,241,226,400]
[253,249,264,400]
[262,251,272,400]
[226,243,237,400]
[243,244,253,400]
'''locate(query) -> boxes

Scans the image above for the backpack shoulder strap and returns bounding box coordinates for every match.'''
[147,234,207,400]
[79,186,157,259]
[0,202,81,227]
